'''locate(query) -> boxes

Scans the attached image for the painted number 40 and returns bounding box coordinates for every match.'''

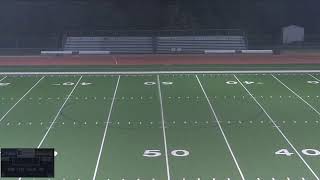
[276,149,320,157]
[143,149,189,157]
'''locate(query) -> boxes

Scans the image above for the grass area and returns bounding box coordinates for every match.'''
[0,72,320,180]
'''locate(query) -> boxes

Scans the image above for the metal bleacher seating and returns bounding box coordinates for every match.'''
[156,35,247,54]
[63,34,247,54]
[64,36,153,54]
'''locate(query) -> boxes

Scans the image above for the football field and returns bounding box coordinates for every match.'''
[0,71,320,180]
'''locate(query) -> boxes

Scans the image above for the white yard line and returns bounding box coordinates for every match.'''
[37,76,83,148]
[196,75,245,180]
[92,76,121,180]
[308,74,320,81]
[0,76,7,82]
[1,70,320,75]
[234,74,319,180]
[157,75,171,180]
[0,76,45,123]
[308,74,320,86]
[272,74,320,116]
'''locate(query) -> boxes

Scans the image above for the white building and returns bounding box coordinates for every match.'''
[282,25,305,44]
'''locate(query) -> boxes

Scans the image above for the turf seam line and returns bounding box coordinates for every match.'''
[273,74,320,116]
[37,76,83,148]
[3,70,320,75]
[92,75,121,180]
[157,75,171,180]
[234,74,319,180]
[196,75,246,180]
[0,76,45,123]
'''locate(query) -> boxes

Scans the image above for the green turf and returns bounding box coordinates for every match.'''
[0,72,320,180]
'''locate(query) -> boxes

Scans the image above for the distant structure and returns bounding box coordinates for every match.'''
[282,25,305,44]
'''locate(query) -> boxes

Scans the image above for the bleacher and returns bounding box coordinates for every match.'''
[157,35,247,54]
[63,30,248,54]
[64,36,153,54]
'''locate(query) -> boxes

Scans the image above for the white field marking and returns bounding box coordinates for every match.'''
[195,75,245,180]
[3,70,320,75]
[0,76,7,82]
[157,75,171,180]
[234,75,319,180]
[37,76,82,148]
[112,55,118,65]
[92,76,120,180]
[272,75,320,116]
[0,76,45,123]
[309,74,320,82]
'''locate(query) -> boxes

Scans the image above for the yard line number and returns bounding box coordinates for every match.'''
[52,82,92,86]
[276,149,320,157]
[143,149,189,157]
[0,82,10,86]
[226,81,263,85]
[307,81,320,84]
[144,82,173,86]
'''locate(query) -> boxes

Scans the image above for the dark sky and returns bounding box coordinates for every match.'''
[0,0,319,34]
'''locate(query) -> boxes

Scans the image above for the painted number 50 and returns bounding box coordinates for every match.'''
[143,149,189,157]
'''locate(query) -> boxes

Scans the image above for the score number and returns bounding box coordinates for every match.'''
[276,148,320,157]
[143,149,189,157]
